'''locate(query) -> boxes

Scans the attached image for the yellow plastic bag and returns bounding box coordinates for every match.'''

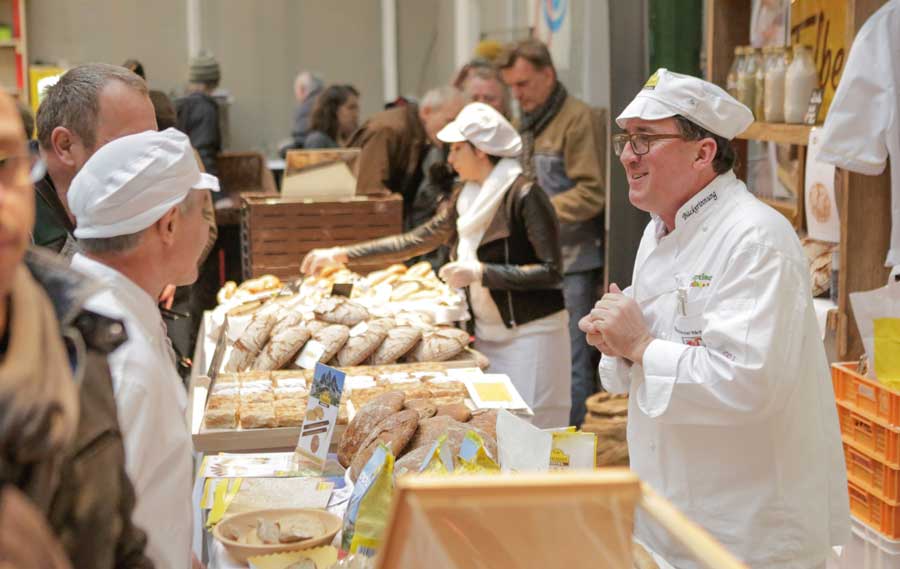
[342,444,394,557]
[457,431,500,474]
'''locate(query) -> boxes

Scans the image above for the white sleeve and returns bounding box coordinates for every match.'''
[598,355,632,394]
[597,283,637,394]
[818,14,893,175]
[636,243,809,425]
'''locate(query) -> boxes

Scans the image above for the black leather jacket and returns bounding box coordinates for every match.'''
[345,174,565,329]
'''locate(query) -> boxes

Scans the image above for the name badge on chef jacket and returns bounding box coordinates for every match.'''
[675,275,705,346]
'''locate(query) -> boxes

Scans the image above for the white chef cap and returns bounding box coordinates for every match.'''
[437,102,522,157]
[617,68,754,140]
[69,128,219,239]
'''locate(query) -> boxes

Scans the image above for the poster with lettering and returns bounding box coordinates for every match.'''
[294,363,345,475]
[530,0,571,70]
[789,0,848,122]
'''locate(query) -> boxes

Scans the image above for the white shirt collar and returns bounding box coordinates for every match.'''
[651,170,739,241]
[70,253,163,337]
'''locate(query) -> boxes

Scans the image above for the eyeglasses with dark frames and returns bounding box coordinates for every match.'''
[612,133,686,156]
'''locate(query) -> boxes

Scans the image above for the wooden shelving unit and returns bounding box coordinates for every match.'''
[705,0,892,361]
[0,0,27,103]
[736,122,816,146]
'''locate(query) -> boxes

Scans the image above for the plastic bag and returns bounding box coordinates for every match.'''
[850,274,900,388]
[420,435,454,475]
[341,444,394,556]
[550,430,598,470]
[456,431,500,474]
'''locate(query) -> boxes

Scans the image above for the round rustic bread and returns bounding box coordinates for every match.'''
[435,403,471,423]
[408,415,497,459]
[313,297,369,326]
[585,393,628,417]
[304,319,329,335]
[368,326,422,365]
[252,326,311,371]
[581,415,627,441]
[312,324,350,364]
[394,444,433,476]
[271,310,305,337]
[223,312,278,372]
[467,409,498,442]
[406,328,470,362]
[403,399,437,420]
[349,409,419,481]
[337,391,405,467]
[335,326,388,367]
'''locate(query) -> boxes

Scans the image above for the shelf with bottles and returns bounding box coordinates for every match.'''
[705,0,893,361]
[736,121,815,146]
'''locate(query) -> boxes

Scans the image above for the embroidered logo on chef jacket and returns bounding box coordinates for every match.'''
[690,273,712,288]
[681,190,718,222]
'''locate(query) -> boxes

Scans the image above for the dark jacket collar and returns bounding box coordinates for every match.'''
[24,247,100,326]
[479,176,530,246]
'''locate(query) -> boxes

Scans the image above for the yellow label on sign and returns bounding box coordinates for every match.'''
[874,318,900,390]
[473,382,513,402]
[550,448,570,467]
[643,70,660,90]
[789,0,848,122]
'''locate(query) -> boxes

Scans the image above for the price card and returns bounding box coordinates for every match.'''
[295,363,346,475]
[349,321,369,337]
[331,283,354,297]
[295,340,326,369]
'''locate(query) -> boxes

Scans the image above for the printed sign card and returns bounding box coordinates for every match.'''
[295,363,346,474]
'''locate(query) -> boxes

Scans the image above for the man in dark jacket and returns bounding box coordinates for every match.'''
[348,85,466,229]
[176,52,223,176]
[33,63,158,257]
[0,90,152,568]
[500,39,606,427]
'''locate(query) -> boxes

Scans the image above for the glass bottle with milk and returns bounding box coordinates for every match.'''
[737,47,761,116]
[785,45,818,123]
[763,46,788,123]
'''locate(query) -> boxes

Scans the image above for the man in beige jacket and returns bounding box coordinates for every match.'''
[500,39,606,426]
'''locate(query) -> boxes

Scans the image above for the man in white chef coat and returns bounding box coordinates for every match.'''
[67,128,218,569]
[580,69,849,569]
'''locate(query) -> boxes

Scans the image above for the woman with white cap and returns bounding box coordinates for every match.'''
[302,102,571,427]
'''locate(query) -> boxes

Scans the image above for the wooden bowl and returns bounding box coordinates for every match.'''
[212,508,341,563]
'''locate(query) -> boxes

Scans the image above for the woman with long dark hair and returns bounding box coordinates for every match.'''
[304,84,360,149]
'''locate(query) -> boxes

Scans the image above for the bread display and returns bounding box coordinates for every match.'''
[407,328,471,362]
[313,297,369,327]
[224,312,278,372]
[349,409,419,481]
[334,325,389,367]
[252,326,310,371]
[368,326,422,365]
[338,391,405,467]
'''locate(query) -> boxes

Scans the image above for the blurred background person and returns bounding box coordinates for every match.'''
[348,85,466,229]
[122,58,145,79]
[290,70,324,149]
[176,52,222,176]
[459,63,510,118]
[304,84,360,149]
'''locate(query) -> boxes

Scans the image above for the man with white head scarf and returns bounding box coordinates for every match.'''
[68,127,219,569]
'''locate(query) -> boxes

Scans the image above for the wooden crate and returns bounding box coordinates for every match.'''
[240,193,402,280]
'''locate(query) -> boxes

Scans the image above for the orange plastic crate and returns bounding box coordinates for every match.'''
[845,441,900,503]
[848,479,900,539]
[832,362,900,427]
[837,401,900,469]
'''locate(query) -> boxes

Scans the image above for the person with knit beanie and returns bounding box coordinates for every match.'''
[176,51,222,175]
